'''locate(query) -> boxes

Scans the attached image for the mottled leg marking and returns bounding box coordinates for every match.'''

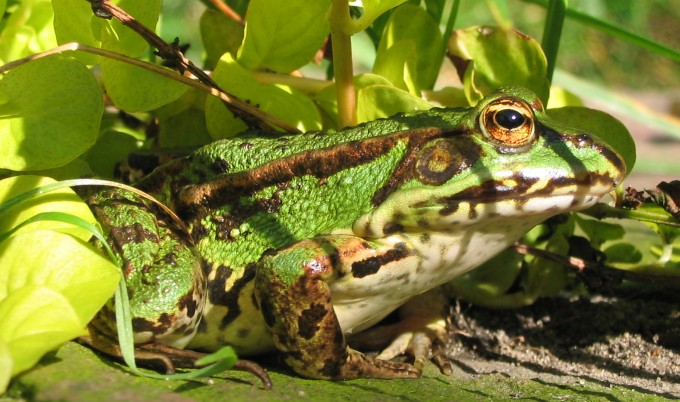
[256,237,420,380]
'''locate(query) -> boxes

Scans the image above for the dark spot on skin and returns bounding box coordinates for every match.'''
[237,327,250,338]
[351,243,410,278]
[383,222,404,234]
[417,218,429,228]
[298,303,328,340]
[214,264,257,330]
[419,232,431,243]
[208,265,233,306]
[415,137,482,186]
[110,222,159,245]
[212,158,230,173]
[396,273,411,284]
[178,292,198,319]
[161,252,177,266]
[132,313,174,335]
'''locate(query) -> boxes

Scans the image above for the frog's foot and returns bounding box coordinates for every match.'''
[349,289,454,375]
[78,336,272,389]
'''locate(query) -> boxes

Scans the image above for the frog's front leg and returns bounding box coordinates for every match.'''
[255,236,421,380]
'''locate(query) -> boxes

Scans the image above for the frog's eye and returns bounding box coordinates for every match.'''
[480,98,536,148]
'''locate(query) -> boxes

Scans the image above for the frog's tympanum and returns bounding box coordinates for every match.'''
[83,87,626,382]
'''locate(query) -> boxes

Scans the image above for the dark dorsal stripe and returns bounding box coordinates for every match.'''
[177,127,458,214]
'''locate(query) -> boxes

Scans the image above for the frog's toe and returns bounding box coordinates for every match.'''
[333,349,422,379]
[350,289,454,375]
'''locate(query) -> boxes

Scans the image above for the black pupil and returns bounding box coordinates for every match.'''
[495,109,525,130]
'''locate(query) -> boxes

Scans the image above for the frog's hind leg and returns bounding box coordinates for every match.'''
[255,236,421,380]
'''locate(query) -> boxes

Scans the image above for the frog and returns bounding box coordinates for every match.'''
[81,86,626,384]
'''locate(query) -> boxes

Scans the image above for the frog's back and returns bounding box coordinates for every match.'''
[139,109,469,271]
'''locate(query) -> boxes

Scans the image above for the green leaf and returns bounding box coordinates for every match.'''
[0,286,84,376]
[575,215,626,247]
[0,230,120,376]
[99,0,162,57]
[357,85,433,122]
[0,176,98,241]
[0,55,103,170]
[373,4,443,94]
[206,54,321,138]
[0,340,10,394]
[333,0,408,35]
[100,58,188,112]
[52,0,100,64]
[0,0,57,64]
[547,107,636,176]
[26,159,94,182]
[84,131,139,178]
[604,242,643,264]
[448,26,549,104]
[315,74,393,127]
[237,0,331,73]
[200,8,244,70]
[156,90,212,147]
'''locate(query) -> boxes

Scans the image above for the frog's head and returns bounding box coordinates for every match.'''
[354,87,627,238]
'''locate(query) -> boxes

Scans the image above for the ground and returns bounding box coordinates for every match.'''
[446,290,680,400]
[4,289,680,401]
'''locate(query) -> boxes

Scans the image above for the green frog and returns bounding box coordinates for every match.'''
[82,87,626,383]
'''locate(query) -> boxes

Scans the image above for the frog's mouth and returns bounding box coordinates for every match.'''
[436,168,622,216]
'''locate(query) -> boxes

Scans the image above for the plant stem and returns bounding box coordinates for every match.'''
[329,0,356,128]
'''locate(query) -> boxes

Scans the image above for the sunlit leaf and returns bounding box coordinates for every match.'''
[0,286,84,376]
[357,85,433,122]
[206,54,321,138]
[100,58,188,112]
[547,107,636,176]
[0,55,102,170]
[0,176,97,240]
[52,0,100,64]
[334,0,407,35]
[99,0,162,57]
[0,340,10,394]
[200,8,244,70]
[373,4,442,93]
[0,0,57,64]
[448,26,549,104]
[0,230,120,376]
[237,0,331,73]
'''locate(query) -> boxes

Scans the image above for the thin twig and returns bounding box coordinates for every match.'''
[208,0,244,24]
[86,0,299,133]
[512,242,680,287]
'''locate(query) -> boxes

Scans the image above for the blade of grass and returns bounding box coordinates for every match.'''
[541,0,567,86]
[553,69,680,141]
[523,0,680,63]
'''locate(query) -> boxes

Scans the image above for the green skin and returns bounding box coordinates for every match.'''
[85,87,625,380]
